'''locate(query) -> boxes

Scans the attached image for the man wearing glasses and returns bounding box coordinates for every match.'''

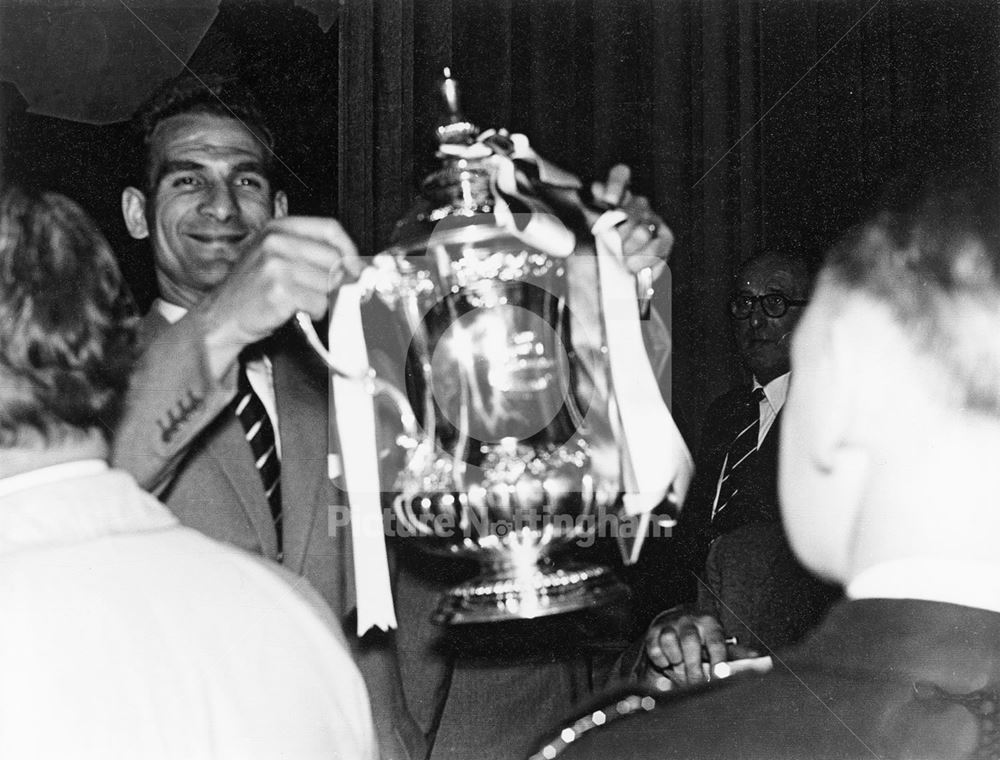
[635,251,838,689]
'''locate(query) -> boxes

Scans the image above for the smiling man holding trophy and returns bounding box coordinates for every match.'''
[112,70,691,760]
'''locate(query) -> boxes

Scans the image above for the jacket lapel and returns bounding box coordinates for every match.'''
[138,307,170,347]
[207,413,280,559]
[141,305,279,558]
[272,333,332,575]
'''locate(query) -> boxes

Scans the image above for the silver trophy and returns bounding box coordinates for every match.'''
[302,71,685,624]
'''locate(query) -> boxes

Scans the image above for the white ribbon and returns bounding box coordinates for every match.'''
[491,153,577,258]
[328,282,397,635]
[591,211,693,524]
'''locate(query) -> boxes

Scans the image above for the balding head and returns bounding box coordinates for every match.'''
[780,180,1000,585]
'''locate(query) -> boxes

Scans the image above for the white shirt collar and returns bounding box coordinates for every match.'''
[155,298,187,325]
[0,460,108,500]
[847,557,1000,615]
[751,372,789,445]
[754,372,790,412]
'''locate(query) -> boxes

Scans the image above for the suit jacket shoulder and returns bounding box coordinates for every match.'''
[665,385,782,603]
[112,308,240,494]
[553,599,1000,760]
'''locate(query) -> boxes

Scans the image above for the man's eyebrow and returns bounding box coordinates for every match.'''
[232,160,267,174]
[153,159,267,187]
[153,160,203,187]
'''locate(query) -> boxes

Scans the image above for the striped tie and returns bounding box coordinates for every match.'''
[234,360,283,558]
[712,387,765,521]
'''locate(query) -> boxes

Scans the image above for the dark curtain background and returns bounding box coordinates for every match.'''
[3,0,998,443]
[338,0,1000,443]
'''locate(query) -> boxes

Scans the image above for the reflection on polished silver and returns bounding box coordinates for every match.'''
[376,71,631,624]
[636,266,654,320]
[377,214,629,622]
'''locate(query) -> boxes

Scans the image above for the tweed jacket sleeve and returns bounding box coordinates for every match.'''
[111,307,239,496]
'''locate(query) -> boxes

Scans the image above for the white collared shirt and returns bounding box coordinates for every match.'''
[756,371,789,447]
[0,459,107,499]
[0,464,377,758]
[711,372,790,513]
[847,558,1000,615]
[155,299,281,456]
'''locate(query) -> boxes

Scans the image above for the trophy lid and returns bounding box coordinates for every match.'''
[388,70,512,255]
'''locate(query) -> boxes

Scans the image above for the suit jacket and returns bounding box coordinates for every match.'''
[698,522,840,653]
[550,598,1000,759]
[634,385,782,613]
[630,383,837,651]
[677,386,783,577]
[111,307,426,760]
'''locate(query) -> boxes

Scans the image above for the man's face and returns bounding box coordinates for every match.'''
[122,113,287,308]
[730,254,809,385]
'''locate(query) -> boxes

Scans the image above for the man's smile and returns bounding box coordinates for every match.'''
[186,230,249,245]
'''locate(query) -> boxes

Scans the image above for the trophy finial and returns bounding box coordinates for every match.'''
[441,67,460,117]
[436,67,477,146]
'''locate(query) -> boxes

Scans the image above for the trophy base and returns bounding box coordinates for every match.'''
[433,562,629,625]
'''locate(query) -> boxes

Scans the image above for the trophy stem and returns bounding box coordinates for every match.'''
[432,548,629,625]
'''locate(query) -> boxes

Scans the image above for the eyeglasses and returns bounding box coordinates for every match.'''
[728,293,807,320]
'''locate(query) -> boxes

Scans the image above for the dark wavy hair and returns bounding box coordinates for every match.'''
[128,73,278,195]
[0,186,137,445]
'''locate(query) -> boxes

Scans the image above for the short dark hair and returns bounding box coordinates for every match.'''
[128,74,277,194]
[0,186,137,445]
[823,178,1000,414]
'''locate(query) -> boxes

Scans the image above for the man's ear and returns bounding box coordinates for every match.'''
[121,187,150,240]
[812,316,862,471]
[815,306,894,472]
[273,190,289,219]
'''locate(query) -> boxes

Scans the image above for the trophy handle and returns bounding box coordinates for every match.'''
[295,311,358,380]
[293,310,421,446]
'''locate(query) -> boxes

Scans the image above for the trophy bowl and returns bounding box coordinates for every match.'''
[364,140,633,624]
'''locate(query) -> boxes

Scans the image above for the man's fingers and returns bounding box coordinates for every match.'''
[291,288,331,322]
[603,164,632,205]
[645,628,673,671]
[676,620,706,684]
[591,164,633,208]
[622,193,651,216]
[651,628,684,672]
[728,643,762,660]
[267,215,359,255]
[699,617,729,669]
[258,226,361,288]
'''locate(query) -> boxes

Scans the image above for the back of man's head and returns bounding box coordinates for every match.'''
[128,74,276,195]
[780,177,1000,584]
[0,186,136,447]
[825,181,1000,413]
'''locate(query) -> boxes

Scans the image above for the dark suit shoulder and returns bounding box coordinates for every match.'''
[698,386,754,449]
[554,600,1000,760]
[707,385,754,411]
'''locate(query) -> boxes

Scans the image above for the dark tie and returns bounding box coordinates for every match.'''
[234,359,283,558]
[712,387,765,521]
